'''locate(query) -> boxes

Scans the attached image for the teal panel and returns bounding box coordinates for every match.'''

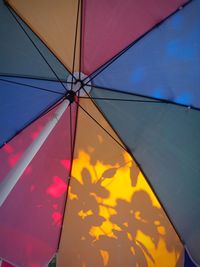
[0,0,68,80]
[91,87,200,265]
[48,256,56,267]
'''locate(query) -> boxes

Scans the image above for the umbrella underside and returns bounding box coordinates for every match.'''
[0,0,199,267]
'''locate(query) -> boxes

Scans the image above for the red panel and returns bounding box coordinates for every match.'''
[0,103,77,267]
[82,0,187,75]
[1,261,15,267]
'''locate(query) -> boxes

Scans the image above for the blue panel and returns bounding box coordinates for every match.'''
[93,1,200,109]
[0,0,68,80]
[184,250,197,267]
[0,76,66,146]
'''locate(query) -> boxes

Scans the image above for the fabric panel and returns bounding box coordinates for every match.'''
[93,1,200,109]
[91,87,200,265]
[0,103,77,267]
[58,98,183,267]
[0,0,68,80]
[48,256,56,267]
[8,0,80,72]
[1,261,15,267]
[184,250,197,267]
[82,0,187,75]
[0,76,66,147]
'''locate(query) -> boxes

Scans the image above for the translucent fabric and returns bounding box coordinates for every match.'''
[0,0,68,80]
[0,77,66,146]
[0,0,199,266]
[8,0,80,72]
[93,1,200,109]
[0,103,77,267]
[81,0,186,74]
[58,98,183,267]
[1,261,15,267]
[91,87,200,265]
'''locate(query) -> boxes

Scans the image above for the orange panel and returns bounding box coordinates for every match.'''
[58,98,184,267]
[8,0,80,72]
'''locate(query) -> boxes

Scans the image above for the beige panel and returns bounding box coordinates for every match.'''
[58,99,184,267]
[8,0,80,72]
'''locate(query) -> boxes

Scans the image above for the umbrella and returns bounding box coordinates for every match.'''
[0,0,199,266]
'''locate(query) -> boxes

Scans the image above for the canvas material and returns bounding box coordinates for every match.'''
[58,98,183,267]
[0,0,68,80]
[8,0,81,72]
[92,1,200,109]
[0,103,77,267]
[91,87,200,265]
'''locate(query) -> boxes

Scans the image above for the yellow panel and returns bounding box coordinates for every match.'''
[58,99,184,267]
[8,0,80,72]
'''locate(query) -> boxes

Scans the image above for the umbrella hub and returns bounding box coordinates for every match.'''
[65,90,77,103]
[67,72,91,98]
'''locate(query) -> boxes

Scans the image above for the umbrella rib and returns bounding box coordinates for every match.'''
[85,84,199,111]
[0,74,76,89]
[76,101,127,152]
[7,6,69,93]
[69,104,73,167]
[70,0,81,90]
[0,78,65,96]
[57,99,80,251]
[80,96,161,103]
[56,105,73,250]
[79,0,83,79]
[82,0,192,85]
[0,74,73,84]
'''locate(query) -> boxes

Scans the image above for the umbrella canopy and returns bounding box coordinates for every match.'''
[0,0,199,266]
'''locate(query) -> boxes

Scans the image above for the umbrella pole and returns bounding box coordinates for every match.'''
[0,99,70,206]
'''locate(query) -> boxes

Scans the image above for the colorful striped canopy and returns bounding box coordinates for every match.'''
[0,0,199,266]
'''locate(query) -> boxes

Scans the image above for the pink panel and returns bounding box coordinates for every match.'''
[0,103,77,267]
[82,0,187,75]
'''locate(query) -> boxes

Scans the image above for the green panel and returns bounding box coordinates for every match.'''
[48,256,56,267]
